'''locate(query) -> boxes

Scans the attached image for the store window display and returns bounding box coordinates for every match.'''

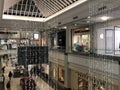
[72,28,90,53]
[93,84,106,90]
[19,39,29,46]
[91,78,114,90]
[78,73,88,90]
[58,67,64,84]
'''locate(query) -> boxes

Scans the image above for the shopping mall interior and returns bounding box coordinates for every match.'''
[0,0,120,90]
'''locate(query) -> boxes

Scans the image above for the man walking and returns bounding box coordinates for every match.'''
[8,71,13,80]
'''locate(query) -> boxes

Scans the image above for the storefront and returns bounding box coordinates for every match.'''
[72,26,90,53]
[48,30,57,49]
[70,69,119,90]
[49,62,58,81]
[42,31,48,46]
[78,72,88,90]
[90,77,118,90]
[70,70,88,90]
[48,29,66,50]
[58,66,65,84]
[96,26,120,55]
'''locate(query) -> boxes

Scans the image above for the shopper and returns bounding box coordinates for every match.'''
[2,66,5,73]
[6,59,9,66]
[8,71,13,80]
[2,74,5,83]
[6,80,11,90]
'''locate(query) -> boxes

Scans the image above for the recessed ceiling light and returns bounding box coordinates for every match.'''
[100,16,111,21]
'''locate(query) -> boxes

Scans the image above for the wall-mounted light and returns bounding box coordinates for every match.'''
[63,26,67,29]
[100,16,111,21]
[33,33,39,40]
[100,33,104,39]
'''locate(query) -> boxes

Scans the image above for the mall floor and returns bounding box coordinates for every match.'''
[3,59,54,90]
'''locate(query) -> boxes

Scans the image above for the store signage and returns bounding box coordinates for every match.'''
[78,72,112,87]
[78,72,88,79]
[73,28,89,33]
[33,33,39,40]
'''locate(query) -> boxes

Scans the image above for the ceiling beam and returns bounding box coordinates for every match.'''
[27,0,33,16]
[20,0,24,15]
[24,0,29,16]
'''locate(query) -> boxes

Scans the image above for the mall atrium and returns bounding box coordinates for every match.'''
[0,0,120,90]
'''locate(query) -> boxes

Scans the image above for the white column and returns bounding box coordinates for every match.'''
[64,53,71,89]
[119,61,120,90]
[0,0,4,20]
[64,25,72,89]
[66,26,72,53]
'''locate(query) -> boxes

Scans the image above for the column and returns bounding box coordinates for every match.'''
[0,0,4,20]
[64,53,71,90]
[39,31,42,46]
[119,61,120,90]
[64,26,72,90]
[90,25,94,52]
[45,31,48,46]
[66,26,72,53]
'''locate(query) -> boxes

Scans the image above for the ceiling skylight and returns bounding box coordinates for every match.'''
[3,0,87,22]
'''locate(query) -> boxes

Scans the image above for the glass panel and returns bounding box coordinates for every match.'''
[105,29,114,54]
[72,31,90,53]
[115,27,120,55]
